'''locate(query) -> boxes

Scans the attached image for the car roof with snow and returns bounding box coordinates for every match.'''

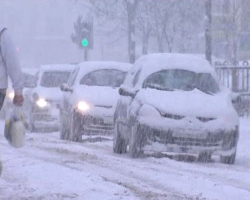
[39,64,76,72]
[22,68,39,75]
[134,53,214,74]
[128,53,216,87]
[74,61,132,83]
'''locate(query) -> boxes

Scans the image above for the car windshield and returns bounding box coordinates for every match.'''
[143,69,220,94]
[23,73,37,88]
[80,69,127,87]
[40,71,71,88]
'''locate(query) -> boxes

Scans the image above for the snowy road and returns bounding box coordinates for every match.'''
[1,118,250,200]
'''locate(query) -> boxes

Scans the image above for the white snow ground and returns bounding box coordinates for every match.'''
[0,118,250,200]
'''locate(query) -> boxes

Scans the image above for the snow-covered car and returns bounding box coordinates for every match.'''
[113,53,239,164]
[28,64,75,132]
[60,61,132,142]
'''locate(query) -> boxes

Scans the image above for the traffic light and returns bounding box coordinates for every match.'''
[71,17,93,50]
[79,22,93,49]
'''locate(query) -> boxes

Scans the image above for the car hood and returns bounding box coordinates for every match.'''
[32,87,63,102]
[137,88,237,118]
[73,86,120,108]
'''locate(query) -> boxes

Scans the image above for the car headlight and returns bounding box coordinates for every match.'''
[7,91,14,100]
[77,101,90,112]
[36,98,48,108]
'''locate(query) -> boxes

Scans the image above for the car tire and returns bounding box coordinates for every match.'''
[113,122,127,154]
[69,111,82,142]
[60,124,69,140]
[28,117,35,132]
[28,107,35,132]
[220,152,236,164]
[59,112,69,140]
[198,152,212,162]
[129,122,143,158]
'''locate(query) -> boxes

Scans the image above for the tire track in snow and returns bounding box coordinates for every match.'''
[20,144,193,200]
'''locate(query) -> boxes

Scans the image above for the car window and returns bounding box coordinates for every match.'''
[40,71,71,88]
[143,69,220,94]
[80,69,127,88]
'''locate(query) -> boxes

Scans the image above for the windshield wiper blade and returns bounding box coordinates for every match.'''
[148,85,173,91]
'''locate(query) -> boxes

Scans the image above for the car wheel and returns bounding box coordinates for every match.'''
[60,123,69,140]
[113,122,127,154]
[69,111,82,142]
[28,117,35,132]
[27,107,35,132]
[59,112,69,140]
[220,152,236,164]
[129,122,143,158]
[198,152,212,162]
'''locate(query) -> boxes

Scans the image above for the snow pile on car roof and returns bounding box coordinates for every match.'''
[134,53,214,74]
[75,61,132,82]
[77,61,132,72]
[39,64,76,72]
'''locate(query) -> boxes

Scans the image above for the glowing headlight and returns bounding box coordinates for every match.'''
[77,101,90,112]
[36,98,48,108]
[8,91,15,99]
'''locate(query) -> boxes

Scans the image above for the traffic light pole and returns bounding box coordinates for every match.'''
[205,0,212,64]
[84,49,88,61]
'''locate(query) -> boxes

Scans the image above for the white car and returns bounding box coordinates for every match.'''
[60,61,132,142]
[28,64,75,132]
[113,53,239,164]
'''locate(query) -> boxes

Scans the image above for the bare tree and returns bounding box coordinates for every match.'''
[149,0,203,53]
[216,0,250,64]
[135,0,153,54]
[89,0,139,63]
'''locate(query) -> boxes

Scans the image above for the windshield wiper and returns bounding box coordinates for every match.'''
[147,85,173,91]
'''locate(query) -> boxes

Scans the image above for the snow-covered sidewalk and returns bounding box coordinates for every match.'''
[0,118,250,200]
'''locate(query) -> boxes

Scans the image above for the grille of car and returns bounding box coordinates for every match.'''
[85,116,114,130]
[147,129,223,147]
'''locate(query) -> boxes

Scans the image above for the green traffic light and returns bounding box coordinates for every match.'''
[81,38,89,47]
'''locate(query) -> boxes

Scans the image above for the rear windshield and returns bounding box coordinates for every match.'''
[80,69,127,88]
[40,71,71,88]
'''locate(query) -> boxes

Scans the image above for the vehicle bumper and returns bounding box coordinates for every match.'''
[138,124,238,157]
[31,108,60,130]
[75,110,114,134]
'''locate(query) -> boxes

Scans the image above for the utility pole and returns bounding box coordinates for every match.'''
[205,0,212,64]
[126,0,139,64]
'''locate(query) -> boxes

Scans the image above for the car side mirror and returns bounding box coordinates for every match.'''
[119,87,136,98]
[60,83,73,93]
[231,93,241,104]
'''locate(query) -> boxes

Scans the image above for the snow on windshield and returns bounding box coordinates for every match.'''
[143,69,220,94]
[80,69,127,88]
